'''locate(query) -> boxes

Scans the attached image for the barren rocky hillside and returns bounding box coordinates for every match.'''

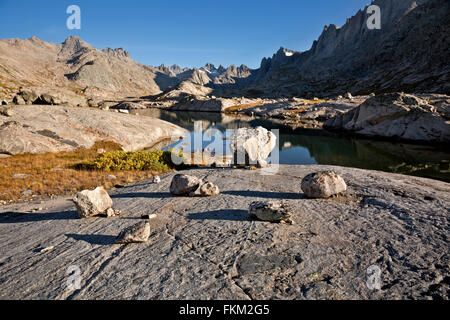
[246,0,450,97]
[0,37,254,102]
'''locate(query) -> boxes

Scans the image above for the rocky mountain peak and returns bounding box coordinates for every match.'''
[102,47,130,60]
[59,36,95,59]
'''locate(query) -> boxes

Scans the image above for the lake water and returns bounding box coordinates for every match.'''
[131,108,450,182]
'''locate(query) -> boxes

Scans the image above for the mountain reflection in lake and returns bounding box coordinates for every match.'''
[131,108,450,182]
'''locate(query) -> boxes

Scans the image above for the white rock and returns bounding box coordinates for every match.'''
[229,126,276,167]
[199,182,220,197]
[73,186,113,218]
[152,175,161,184]
[301,171,347,198]
[106,208,115,217]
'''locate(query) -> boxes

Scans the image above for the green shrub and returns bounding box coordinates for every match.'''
[79,149,183,172]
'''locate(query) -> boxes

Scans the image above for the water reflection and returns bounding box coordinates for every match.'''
[131,108,450,182]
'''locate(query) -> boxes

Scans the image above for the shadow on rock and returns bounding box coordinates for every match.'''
[65,233,117,245]
[223,190,304,199]
[0,210,78,223]
[187,209,250,222]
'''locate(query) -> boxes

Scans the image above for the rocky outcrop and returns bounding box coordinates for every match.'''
[0,105,186,155]
[247,0,450,97]
[170,96,236,112]
[301,171,347,198]
[324,93,450,143]
[73,187,113,218]
[230,126,277,167]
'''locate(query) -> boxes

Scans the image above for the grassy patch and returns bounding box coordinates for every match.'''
[224,103,263,113]
[0,141,177,203]
[77,149,182,171]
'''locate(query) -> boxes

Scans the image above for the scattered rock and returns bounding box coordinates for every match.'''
[104,208,121,217]
[19,90,39,104]
[0,106,14,117]
[116,222,150,244]
[152,175,161,184]
[345,92,353,100]
[106,208,115,217]
[73,186,113,218]
[170,174,202,196]
[230,126,277,167]
[199,182,220,197]
[107,174,117,180]
[301,171,347,198]
[12,95,25,105]
[249,201,294,224]
[34,94,61,105]
[141,213,157,220]
[20,189,33,197]
[1,100,8,105]
[87,99,99,107]
[36,246,55,253]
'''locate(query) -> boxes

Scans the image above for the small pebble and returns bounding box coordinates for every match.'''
[141,213,157,220]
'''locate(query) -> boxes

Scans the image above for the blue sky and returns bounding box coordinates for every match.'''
[0,0,369,68]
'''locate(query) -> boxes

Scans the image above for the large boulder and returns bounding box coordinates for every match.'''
[301,171,347,198]
[19,90,39,104]
[73,186,113,218]
[170,174,203,196]
[229,126,277,167]
[324,93,450,143]
[116,222,151,244]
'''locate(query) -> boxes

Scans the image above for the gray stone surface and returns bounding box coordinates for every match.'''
[324,93,450,143]
[0,105,186,155]
[0,165,448,299]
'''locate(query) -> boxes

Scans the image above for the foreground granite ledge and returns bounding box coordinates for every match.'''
[0,165,448,300]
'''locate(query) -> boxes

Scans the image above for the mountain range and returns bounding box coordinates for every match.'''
[0,0,448,102]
